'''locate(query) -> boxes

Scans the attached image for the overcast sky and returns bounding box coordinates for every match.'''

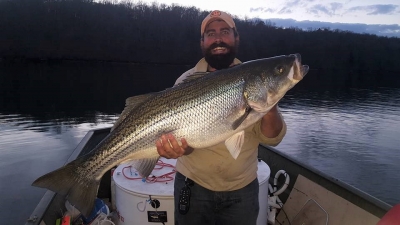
[140,0,400,38]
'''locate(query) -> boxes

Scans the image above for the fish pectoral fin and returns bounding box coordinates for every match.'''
[232,106,252,130]
[225,131,245,159]
[130,156,160,178]
[111,93,156,132]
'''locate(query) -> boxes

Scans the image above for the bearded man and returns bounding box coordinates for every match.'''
[156,10,287,225]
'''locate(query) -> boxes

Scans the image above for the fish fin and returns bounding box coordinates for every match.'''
[225,130,245,159]
[130,156,160,177]
[32,160,99,218]
[231,106,252,130]
[180,72,208,84]
[111,93,155,132]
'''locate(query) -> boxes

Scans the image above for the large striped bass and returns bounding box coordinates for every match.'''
[32,53,309,217]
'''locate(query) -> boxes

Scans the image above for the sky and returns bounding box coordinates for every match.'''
[139,0,400,38]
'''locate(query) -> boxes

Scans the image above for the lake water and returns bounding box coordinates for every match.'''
[0,63,399,224]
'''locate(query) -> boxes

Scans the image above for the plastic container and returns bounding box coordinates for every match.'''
[113,158,270,225]
[81,198,110,224]
[257,159,271,225]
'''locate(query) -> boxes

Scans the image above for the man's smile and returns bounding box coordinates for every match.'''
[212,47,228,54]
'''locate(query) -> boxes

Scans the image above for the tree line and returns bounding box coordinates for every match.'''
[1,0,400,90]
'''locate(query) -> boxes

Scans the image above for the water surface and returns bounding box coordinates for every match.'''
[0,61,399,224]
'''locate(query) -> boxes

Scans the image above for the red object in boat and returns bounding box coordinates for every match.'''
[377,204,400,225]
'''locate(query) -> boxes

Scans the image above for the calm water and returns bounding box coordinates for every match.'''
[0,63,399,224]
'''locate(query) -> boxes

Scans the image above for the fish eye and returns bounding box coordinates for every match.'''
[275,66,285,74]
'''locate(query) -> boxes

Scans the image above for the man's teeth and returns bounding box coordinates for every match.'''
[214,47,226,50]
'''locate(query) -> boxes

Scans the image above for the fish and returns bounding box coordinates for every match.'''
[32,53,309,217]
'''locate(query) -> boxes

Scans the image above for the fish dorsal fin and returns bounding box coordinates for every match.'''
[111,93,155,132]
[180,72,208,84]
[225,130,245,159]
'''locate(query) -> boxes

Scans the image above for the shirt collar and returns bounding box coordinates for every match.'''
[193,58,242,73]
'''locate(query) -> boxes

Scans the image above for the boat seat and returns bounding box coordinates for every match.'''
[377,204,400,225]
[276,175,381,225]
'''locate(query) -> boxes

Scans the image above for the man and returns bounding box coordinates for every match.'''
[156,10,286,225]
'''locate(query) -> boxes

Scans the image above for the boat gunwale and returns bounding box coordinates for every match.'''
[25,128,109,225]
[258,143,392,219]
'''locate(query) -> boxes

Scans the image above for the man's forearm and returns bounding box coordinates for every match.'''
[260,105,284,138]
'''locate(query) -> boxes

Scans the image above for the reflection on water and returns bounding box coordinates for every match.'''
[0,61,190,224]
[0,88,399,224]
[278,88,400,205]
[0,112,118,224]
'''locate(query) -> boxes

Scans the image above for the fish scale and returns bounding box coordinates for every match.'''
[32,54,309,217]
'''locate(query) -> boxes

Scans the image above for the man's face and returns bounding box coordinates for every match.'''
[201,20,239,70]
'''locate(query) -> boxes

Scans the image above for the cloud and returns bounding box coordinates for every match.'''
[263,18,400,38]
[277,0,312,14]
[307,2,343,17]
[251,0,314,15]
[330,2,343,12]
[278,7,293,14]
[250,7,275,13]
[285,0,302,7]
[308,4,333,16]
[272,0,345,16]
[253,2,399,18]
[348,4,399,15]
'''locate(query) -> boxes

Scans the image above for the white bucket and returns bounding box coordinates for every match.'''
[257,160,271,225]
[113,158,177,225]
[113,158,270,225]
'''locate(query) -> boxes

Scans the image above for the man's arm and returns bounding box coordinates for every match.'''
[256,104,287,148]
[260,105,284,138]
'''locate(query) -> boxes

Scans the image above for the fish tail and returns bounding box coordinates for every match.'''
[32,160,99,217]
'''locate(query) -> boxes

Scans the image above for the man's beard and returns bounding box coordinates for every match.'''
[203,42,238,70]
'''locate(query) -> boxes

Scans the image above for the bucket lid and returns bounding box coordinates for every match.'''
[113,158,177,196]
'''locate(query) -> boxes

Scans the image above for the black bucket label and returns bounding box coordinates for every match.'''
[147,211,167,223]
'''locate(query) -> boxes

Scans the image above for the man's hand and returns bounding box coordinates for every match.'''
[156,134,194,159]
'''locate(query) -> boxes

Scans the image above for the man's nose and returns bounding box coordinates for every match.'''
[213,34,223,43]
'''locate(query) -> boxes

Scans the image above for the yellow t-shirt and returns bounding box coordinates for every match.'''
[175,58,286,191]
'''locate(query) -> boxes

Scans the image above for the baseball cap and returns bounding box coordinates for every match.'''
[201,10,236,36]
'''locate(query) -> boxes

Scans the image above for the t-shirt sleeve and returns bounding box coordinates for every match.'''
[253,113,287,146]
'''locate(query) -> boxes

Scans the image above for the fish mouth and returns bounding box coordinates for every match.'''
[290,53,309,81]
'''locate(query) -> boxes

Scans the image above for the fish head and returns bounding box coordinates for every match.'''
[260,53,308,85]
[244,54,309,112]
[262,53,309,106]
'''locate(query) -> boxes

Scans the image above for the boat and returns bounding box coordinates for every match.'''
[25,127,398,225]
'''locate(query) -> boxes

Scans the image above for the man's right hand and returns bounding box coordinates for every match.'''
[156,134,194,159]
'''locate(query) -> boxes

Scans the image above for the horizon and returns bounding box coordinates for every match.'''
[133,0,400,38]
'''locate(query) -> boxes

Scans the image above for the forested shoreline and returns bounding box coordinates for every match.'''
[1,0,400,90]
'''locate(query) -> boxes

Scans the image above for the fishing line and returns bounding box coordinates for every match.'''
[122,160,176,183]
